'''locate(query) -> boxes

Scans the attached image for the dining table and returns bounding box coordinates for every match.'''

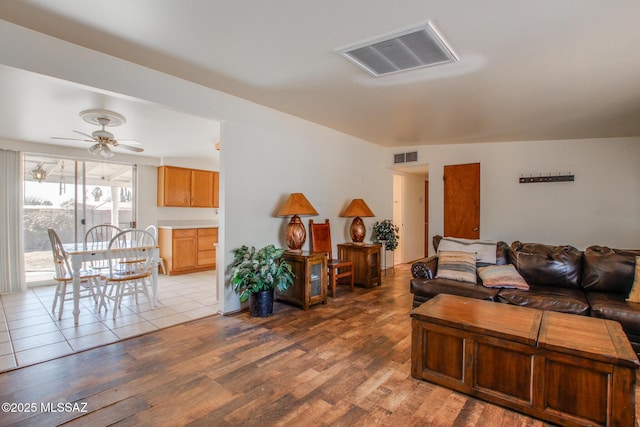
[63,242,159,325]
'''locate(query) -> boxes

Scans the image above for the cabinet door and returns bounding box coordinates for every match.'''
[191,170,214,207]
[159,166,191,207]
[172,229,197,271]
[212,171,219,208]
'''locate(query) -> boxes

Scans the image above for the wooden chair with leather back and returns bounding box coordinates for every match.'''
[309,219,354,297]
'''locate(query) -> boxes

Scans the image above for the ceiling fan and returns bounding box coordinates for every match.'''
[52,109,143,158]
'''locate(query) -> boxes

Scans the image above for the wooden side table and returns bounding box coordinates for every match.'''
[337,243,382,288]
[276,251,327,310]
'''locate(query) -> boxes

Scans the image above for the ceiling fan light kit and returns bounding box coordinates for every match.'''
[51,109,143,156]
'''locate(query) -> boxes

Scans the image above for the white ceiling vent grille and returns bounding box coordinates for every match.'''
[338,23,457,77]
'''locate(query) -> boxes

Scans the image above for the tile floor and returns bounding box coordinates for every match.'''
[0,270,218,372]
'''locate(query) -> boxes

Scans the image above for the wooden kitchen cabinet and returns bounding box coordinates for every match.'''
[158,165,219,208]
[158,227,218,275]
[197,228,217,268]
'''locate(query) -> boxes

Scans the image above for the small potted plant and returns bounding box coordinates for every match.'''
[230,244,294,317]
[372,219,400,251]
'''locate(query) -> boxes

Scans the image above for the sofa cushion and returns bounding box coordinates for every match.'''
[436,251,476,283]
[498,285,590,315]
[478,264,529,290]
[433,235,510,266]
[587,292,640,337]
[410,278,501,301]
[510,241,582,289]
[582,246,640,296]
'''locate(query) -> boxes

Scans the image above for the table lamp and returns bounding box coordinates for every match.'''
[341,198,375,243]
[277,193,318,251]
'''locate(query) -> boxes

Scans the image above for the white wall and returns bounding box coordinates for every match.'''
[0,21,392,314]
[222,111,391,312]
[389,137,640,251]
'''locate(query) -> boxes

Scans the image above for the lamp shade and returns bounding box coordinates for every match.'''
[341,199,374,218]
[277,193,318,217]
[277,193,318,251]
[341,199,375,243]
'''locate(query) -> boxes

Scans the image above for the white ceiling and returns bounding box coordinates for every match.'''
[0,64,220,159]
[0,0,639,157]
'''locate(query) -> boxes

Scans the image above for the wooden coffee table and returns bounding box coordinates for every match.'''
[411,294,639,427]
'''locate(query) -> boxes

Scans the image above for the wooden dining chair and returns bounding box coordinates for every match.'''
[48,229,103,320]
[101,229,156,319]
[309,219,354,297]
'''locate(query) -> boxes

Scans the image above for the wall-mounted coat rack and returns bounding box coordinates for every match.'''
[519,173,574,184]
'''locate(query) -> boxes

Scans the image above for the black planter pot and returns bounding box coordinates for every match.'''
[249,289,274,317]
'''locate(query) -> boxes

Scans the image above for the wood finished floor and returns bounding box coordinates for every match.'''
[0,264,636,426]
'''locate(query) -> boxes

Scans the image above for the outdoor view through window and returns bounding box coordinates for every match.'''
[23,155,136,286]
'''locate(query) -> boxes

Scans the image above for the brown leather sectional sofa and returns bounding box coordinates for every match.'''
[410,235,640,356]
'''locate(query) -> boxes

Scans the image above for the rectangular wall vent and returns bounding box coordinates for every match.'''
[405,151,418,162]
[393,151,418,164]
[337,23,457,77]
[394,153,406,164]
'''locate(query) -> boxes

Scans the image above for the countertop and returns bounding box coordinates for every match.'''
[158,221,219,230]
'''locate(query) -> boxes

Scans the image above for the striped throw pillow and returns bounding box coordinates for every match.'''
[478,264,529,290]
[626,257,640,303]
[436,251,477,283]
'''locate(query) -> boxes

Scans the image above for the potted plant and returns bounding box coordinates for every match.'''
[230,244,294,317]
[372,219,400,251]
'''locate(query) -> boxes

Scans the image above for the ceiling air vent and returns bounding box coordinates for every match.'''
[394,151,418,164]
[338,23,457,77]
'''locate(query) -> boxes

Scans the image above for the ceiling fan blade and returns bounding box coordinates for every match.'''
[51,136,93,142]
[73,130,96,139]
[116,143,144,153]
[115,138,142,145]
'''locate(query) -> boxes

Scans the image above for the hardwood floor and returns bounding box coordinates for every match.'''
[0,264,635,426]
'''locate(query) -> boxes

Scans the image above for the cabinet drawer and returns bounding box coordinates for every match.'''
[197,249,216,267]
[172,228,196,238]
[198,228,218,238]
[198,236,217,251]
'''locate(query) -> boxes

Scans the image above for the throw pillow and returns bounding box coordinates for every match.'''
[436,251,477,283]
[478,264,529,290]
[626,257,640,303]
[438,237,497,265]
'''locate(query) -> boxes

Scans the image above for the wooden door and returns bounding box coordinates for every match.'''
[443,163,480,239]
[191,170,214,207]
[424,180,429,257]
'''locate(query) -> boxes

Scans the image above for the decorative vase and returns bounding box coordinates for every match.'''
[249,289,274,317]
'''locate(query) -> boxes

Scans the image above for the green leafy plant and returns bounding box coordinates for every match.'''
[372,219,400,251]
[230,245,294,302]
